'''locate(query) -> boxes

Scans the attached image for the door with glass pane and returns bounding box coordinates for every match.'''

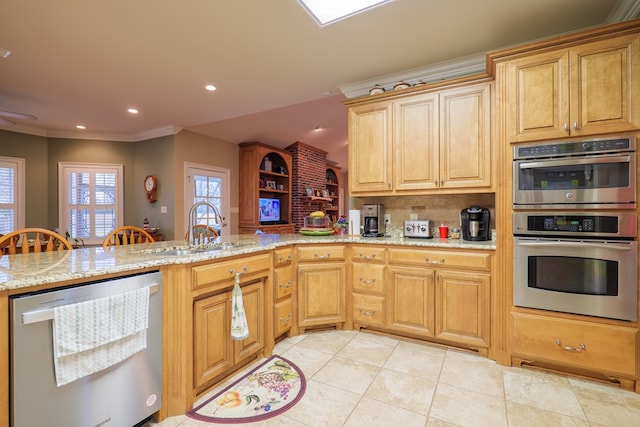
[186,163,229,236]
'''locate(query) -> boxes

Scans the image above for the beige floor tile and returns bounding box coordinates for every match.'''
[506,400,589,427]
[343,396,427,427]
[279,344,334,378]
[425,418,459,427]
[429,383,508,427]
[569,378,640,427]
[364,367,437,415]
[354,330,401,347]
[284,379,361,427]
[438,349,504,397]
[294,329,356,354]
[503,368,585,420]
[312,356,381,394]
[336,335,396,366]
[383,341,446,381]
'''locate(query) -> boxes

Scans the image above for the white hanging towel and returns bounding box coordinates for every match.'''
[231,272,250,340]
[52,286,150,386]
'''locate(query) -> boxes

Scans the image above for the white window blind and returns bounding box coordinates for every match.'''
[0,156,25,234]
[59,162,123,245]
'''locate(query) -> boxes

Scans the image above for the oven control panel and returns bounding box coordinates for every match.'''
[513,212,637,238]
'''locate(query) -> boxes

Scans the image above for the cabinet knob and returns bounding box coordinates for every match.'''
[314,253,331,259]
[279,280,292,288]
[425,256,445,264]
[358,307,376,316]
[358,277,376,285]
[564,122,569,131]
[359,253,376,259]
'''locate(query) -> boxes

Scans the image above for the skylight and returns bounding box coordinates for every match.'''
[297,0,393,27]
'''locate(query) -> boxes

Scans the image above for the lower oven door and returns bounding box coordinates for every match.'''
[513,237,637,321]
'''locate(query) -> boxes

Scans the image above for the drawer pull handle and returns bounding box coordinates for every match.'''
[358,307,376,316]
[425,256,445,264]
[279,281,292,288]
[229,266,249,275]
[279,313,292,322]
[314,253,331,259]
[278,255,292,262]
[359,277,376,285]
[555,339,586,352]
[359,253,376,260]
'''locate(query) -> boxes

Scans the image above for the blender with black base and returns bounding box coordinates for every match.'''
[461,206,490,241]
[362,204,385,237]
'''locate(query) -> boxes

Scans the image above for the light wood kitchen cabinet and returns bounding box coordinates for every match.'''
[193,281,265,391]
[348,100,393,193]
[387,247,491,353]
[273,246,294,338]
[511,312,637,386]
[347,80,492,195]
[505,34,640,142]
[351,245,387,328]
[297,245,346,332]
[190,253,270,392]
[387,264,436,337]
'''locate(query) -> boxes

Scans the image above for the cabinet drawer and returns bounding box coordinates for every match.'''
[512,313,637,377]
[352,263,385,294]
[192,254,271,290]
[388,247,490,271]
[273,246,293,267]
[274,298,293,337]
[274,265,293,300]
[352,294,385,327]
[297,245,345,262]
[351,245,386,263]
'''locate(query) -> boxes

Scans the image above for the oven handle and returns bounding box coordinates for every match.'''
[516,240,633,250]
[518,154,631,169]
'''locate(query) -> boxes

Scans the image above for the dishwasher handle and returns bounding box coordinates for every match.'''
[21,283,160,325]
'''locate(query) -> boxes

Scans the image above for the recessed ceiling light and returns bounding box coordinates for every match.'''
[127,108,139,114]
[205,84,217,91]
[297,0,393,26]
[76,125,86,130]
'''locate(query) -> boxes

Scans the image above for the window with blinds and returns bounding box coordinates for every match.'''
[0,157,25,234]
[59,162,123,245]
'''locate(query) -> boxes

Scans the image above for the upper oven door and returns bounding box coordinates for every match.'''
[513,152,636,209]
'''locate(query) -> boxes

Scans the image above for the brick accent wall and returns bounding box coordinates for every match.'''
[286,141,328,231]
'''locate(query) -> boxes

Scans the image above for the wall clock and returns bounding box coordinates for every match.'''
[144,175,158,203]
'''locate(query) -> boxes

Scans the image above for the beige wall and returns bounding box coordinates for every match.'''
[173,130,240,236]
[0,131,49,227]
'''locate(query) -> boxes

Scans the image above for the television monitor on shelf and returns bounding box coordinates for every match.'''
[259,197,281,224]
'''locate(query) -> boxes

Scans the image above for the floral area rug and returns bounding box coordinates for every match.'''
[187,355,306,424]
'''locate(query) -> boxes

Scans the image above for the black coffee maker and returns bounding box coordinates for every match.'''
[461,206,490,241]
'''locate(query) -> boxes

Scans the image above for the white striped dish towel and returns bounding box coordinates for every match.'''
[231,273,249,340]
[52,286,150,386]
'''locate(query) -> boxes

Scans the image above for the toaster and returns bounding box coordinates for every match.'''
[404,220,432,238]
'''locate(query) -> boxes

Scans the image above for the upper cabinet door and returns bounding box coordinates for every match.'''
[507,50,570,142]
[394,93,439,191]
[506,33,640,142]
[348,101,393,193]
[569,34,640,137]
[439,82,492,189]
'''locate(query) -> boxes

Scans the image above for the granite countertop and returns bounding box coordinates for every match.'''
[0,234,495,292]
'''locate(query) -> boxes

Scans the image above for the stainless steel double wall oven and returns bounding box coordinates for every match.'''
[512,136,638,321]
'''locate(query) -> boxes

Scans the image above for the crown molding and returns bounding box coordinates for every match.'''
[0,124,182,142]
[338,53,486,99]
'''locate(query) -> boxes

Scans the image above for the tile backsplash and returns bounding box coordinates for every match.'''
[355,193,496,231]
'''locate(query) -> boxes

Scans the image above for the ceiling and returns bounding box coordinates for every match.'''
[1,0,639,170]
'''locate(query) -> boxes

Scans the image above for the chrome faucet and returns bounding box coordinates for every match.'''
[187,201,222,245]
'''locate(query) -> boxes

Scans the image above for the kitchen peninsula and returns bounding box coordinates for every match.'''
[0,234,495,424]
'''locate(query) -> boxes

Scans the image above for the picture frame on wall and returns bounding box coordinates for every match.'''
[305,187,314,196]
[322,189,329,198]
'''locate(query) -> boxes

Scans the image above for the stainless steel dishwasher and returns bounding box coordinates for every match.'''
[10,271,162,427]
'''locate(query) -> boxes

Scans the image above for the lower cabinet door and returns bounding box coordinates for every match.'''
[234,281,265,362]
[386,265,435,337]
[193,292,233,389]
[298,262,346,327]
[435,270,490,349]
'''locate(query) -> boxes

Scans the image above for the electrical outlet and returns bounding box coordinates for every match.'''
[409,213,418,220]
[384,213,391,224]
